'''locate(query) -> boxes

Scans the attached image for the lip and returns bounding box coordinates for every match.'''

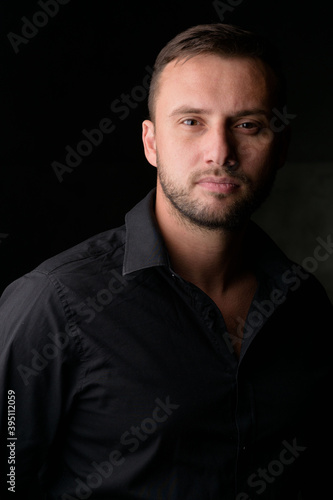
[196,177,240,194]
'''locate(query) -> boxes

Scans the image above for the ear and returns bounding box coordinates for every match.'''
[142,120,157,167]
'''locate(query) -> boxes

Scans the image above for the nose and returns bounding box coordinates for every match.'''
[203,126,239,170]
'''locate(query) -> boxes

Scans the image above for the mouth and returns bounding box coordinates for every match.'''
[196,177,241,194]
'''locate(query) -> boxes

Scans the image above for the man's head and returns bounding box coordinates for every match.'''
[142,24,290,232]
[148,23,287,123]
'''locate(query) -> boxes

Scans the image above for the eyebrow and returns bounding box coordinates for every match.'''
[168,106,271,119]
[232,108,271,118]
[168,106,212,117]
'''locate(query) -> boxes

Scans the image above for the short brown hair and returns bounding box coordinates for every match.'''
[148,23,287,121]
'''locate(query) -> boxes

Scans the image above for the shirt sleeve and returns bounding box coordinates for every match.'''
[0,271,84,498]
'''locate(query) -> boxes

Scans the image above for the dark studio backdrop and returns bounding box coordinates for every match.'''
[1,0,332,301]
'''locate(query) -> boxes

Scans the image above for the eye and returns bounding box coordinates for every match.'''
[234,121,262,135]
[182,118,200,126]
[236,122,257,129]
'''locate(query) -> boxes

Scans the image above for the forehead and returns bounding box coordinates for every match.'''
[156,54,276,114]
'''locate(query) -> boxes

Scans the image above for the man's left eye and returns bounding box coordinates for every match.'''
[236,122,258,129]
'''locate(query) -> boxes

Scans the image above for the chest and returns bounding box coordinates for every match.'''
[211,277,258,358]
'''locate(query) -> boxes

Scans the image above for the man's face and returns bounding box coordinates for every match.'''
[142,54,287,231]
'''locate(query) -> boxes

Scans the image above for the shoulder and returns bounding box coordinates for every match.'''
[0,225,126,343]
[1,224,125,296]
[35,224,126,278]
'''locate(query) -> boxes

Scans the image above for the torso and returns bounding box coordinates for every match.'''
[210,273,258,359]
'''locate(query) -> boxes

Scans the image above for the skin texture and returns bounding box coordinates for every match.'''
[143,54,286,230]
[142,54,289,356]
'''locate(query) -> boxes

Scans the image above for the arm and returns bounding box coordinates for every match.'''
[0,271,83,498]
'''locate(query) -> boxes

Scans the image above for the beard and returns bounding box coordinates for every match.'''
[157,155,277,232]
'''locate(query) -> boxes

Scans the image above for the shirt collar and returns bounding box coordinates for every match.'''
[123,189,169,275]
[123,188,294,293]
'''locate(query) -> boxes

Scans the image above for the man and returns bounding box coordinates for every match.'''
[0,23,332,500]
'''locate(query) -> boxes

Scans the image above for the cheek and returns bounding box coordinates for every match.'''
[157,132,199,171]
[236,131,276,167]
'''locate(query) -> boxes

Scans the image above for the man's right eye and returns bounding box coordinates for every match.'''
[182,119,200,126]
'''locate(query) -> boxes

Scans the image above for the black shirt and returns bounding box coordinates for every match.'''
[0,189,332,499]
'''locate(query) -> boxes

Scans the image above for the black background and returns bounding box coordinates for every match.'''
[1,0,332,295]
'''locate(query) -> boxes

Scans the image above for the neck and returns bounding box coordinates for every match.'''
[155,189,251,296]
